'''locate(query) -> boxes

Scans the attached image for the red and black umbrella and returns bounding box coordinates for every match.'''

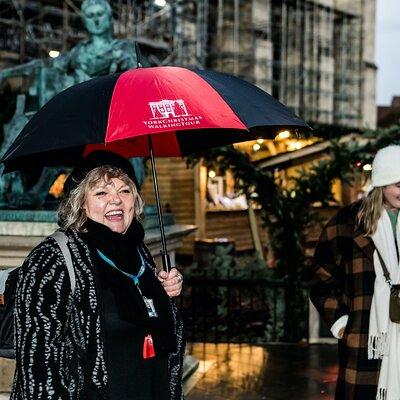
[2,66,310,270]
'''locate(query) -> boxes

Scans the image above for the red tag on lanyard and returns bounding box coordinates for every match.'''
[143,334,156,359]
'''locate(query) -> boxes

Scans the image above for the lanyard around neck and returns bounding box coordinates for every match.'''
[96,249,146,286]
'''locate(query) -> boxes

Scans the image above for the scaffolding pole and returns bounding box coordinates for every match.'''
[216,0,223,70]
[233,0,239,75]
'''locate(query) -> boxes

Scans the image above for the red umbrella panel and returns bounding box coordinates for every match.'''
[101,67,246,156]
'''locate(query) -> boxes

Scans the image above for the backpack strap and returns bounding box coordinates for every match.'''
[50,231,76,294]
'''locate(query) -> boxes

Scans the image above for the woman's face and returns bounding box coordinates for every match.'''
[83,177,135,233]
[383,182,400,210]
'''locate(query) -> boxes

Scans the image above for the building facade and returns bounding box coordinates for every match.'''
[0,0,377,128]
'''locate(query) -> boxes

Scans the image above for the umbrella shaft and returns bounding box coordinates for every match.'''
[148,136,170,272]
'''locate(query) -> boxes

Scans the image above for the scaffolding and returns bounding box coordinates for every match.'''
[203,0,366,126]
[0,0,374,128]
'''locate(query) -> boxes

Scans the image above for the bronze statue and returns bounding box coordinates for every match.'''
[0,0,144,208]
[52,0,139,91]
[0,0,139,105]
[0,95,28,208]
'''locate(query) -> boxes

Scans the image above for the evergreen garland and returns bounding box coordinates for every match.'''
[187,124,400,341]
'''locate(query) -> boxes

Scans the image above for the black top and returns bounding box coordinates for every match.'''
[82,219,175,400]
[91,252,169,400]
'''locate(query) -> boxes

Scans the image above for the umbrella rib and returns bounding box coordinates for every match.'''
[147,135,171,272]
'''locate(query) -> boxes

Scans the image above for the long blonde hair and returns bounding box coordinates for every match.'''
[356,187,384,236]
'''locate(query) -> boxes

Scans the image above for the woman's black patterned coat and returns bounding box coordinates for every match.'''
[10,230,185,400]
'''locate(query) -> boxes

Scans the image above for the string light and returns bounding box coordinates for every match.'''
[363,164,372,171]
[154,0,167,7]
[49,50,60,58]
[256,139,264,144]
[253,143,261,151]
[287,141,303,151]
[294,141,302,150]
[275,130,290,140]
[208,170,216,178]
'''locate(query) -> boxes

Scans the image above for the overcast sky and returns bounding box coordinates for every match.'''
[375,0,400,106]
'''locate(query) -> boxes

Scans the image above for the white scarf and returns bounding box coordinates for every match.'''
[370,210,400,400]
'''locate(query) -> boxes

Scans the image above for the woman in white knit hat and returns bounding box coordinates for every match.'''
[310,145,400,400]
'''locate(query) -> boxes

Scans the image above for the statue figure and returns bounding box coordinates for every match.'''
[49,0,140,95]
[0,0,140,106]
[0,0,145,208]
[0,95,28,208]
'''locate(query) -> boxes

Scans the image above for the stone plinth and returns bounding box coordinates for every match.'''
[0,210,195,269]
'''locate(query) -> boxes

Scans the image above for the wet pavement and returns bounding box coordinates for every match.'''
[0,343,337,400]
[185,343,338,400]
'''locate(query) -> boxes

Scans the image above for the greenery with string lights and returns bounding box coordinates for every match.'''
[187,124,400,342]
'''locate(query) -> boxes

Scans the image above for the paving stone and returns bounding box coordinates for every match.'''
[186,343,337,400]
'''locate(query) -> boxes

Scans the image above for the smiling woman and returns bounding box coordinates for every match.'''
[11,151,185,400]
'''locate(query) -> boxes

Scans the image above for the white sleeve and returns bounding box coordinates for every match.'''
[330,315,349,339]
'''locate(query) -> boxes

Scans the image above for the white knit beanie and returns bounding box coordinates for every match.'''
[371,145,400,187]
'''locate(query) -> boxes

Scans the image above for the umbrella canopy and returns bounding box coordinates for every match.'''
[2,66,309,172]
[2,66,310,271]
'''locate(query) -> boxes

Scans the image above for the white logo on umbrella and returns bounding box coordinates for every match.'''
[149,99,190,119]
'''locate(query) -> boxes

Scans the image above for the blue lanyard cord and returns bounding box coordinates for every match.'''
[138,244,158,277]
[96,249,146,286]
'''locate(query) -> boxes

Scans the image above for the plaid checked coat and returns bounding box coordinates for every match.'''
[310,202,381,400]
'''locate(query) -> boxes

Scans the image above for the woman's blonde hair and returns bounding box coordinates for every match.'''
[356,187,384,236]
[58,165,144,232]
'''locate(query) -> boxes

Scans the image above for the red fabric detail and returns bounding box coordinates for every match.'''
[143,334,156,359]
[105,67,246,156]
[84,132,181,158]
